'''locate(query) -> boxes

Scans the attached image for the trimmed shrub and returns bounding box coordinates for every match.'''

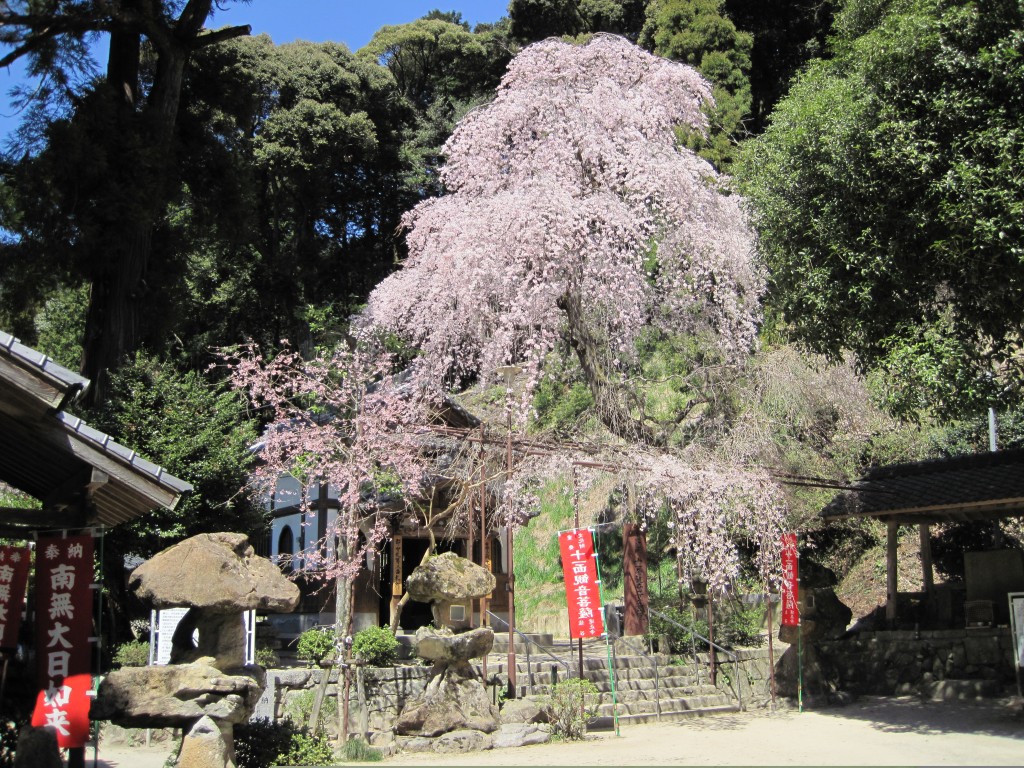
[113,640,150,668]
[352,625,399,667]
[295,627,336,666]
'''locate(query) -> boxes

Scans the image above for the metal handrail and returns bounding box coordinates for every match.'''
[649,609,744,712]
[486,610,572,695]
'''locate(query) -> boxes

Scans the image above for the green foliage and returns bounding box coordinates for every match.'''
[88,351,263,559]
[545,678,600,739]
[649,592,765,651]
[509,0,586,41]
[717,599,766,647]
[641,0,753,170]
[739,0,1024,418]
[280,729,335,766]
[648,597,710,653]
[233,718,299,768]
[343,737,384,762]
[580,0,649,38]
[352,625,399,667]
[285,689,337,731]
[235,716,337,767]
[532,356,596,435]
[295,627,337,666]
[0,485,37,510]
[112,640,150,668]
[515,479,577,619]
[723,0,837,133]
[33,282,88,370]
[254,645,280,669]
[0,714,28,768]
[357,15,513,198]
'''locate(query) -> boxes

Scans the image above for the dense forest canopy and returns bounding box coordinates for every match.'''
[739,0,1024,419]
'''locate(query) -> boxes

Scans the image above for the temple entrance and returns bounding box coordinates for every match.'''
[399,538,433,630]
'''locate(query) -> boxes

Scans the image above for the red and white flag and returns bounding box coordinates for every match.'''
[31,534,94,748]
[0,545,32,651]
[559,528,605,639]
[780,533,800,627]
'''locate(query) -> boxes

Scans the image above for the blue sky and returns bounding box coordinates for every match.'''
[0,0,511,142]
[217,0,510,48]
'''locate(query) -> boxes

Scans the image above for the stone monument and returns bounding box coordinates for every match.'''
[405,551,495,630]
[396,625,500,738]
[92,533,300,768]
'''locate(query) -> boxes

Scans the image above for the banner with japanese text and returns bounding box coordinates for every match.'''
[31,534,94,748]
[0,545,32,651]
[781,533,800,626]
[559,528,604,639]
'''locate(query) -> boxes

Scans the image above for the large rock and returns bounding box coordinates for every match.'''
[395,661,500,737]
[779,587,852,644]
[406,552,495,602]
[499,697,545,725]
[492,722,551,748]
[176,715,235,768]
[13,727,61,768]
[92,663,265,728]
[432,729,493,753]
[415,626,494,664]
[130,533,299,613]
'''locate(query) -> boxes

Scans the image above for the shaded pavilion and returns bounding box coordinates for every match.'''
[0,330,191,537]
[821,448,1024,625]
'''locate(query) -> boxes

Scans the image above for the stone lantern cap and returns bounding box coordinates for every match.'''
[406,551,496,602]
[129,532,299,613]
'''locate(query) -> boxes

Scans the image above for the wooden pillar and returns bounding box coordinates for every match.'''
[919,523,934,595]
[623,523,650,636]
[389,536,403,627]
[885,520,899,624]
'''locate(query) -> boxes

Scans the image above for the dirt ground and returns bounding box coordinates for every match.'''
[91,696,1023,767]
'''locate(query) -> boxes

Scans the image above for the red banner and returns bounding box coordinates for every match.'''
[0,545,32,651]
[31,535,94,748]
[559,528,604,639]
[781,533,800,626]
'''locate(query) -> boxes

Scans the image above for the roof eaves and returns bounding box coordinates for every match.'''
[55,411,193,496]
[0,330,91,402]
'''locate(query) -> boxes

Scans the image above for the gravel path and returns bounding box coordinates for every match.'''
[91,696,1023,767]
[373,697,1023,767]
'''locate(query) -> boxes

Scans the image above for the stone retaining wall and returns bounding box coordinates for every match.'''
[263,665,432,746]
[818,628,1016,696]
[700,646,785,708]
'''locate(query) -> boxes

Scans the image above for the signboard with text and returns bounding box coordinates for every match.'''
[559,528,604,639]
[31,535,94,748]
[781,533,800,627]
[0,545,32,651]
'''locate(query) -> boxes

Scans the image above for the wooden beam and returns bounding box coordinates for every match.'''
[44,468,109,510]
[886,520,899,624]
[0,506,88,529]
[826,496,1024,523]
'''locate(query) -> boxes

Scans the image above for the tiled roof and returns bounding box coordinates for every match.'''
[0,331,192,530]
[820,448,1024,523]
[0,330,90,396]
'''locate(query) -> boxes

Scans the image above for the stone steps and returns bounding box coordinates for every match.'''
[589,703,741,730]
[473,644,740,723]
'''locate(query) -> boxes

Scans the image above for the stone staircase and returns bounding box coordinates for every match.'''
[475,634,740,728]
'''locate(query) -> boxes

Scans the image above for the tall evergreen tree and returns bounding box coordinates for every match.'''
[0,0,250,403]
